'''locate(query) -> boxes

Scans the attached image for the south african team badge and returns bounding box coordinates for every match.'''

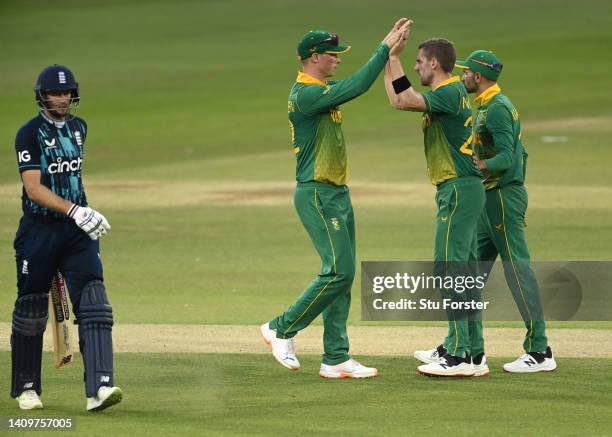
[331,217,341,231]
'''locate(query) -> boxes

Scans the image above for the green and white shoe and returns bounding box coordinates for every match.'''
[87,386,123,412]
[16,390,43,410]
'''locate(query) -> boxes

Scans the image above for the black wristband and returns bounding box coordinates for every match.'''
[392,76,411,94]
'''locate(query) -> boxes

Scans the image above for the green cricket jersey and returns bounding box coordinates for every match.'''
[473,84,526,190]
[288,43,390,186]
[421,76,482,186]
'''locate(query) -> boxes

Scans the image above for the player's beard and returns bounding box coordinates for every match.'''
[44,103,70,121]
[419,70,434,87]
[462,77,477,93]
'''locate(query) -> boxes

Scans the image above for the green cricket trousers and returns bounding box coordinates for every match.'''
[435,176,486,358]
[270,182,354,365]
[477,184,548,352]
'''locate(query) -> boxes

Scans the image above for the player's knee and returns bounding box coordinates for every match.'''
[12,293,48,336]
[335,264,355,286]
[75,280,113,326]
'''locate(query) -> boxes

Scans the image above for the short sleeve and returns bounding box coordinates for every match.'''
[15,125,41,172]
[423,85,460,115]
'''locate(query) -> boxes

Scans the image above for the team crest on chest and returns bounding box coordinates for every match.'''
[74,131,83,146]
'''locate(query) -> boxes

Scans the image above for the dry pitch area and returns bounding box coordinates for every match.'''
[0,323,609,358]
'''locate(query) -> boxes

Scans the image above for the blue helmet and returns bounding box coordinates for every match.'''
[34,64,80,109]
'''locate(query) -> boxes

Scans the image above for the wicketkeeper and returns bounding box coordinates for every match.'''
[10,64,122,411]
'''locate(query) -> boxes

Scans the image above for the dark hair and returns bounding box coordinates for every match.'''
[418,38,456,73]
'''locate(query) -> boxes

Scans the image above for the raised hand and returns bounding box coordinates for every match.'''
[382,18,409,48]
[389,19,414,57]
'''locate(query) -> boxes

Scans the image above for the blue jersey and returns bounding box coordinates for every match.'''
[15,113,88,218]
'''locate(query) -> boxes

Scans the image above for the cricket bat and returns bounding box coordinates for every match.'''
[48,272,75,368]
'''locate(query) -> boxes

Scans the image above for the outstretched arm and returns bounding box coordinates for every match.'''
[383,19,426,112]
[298,19,410,115]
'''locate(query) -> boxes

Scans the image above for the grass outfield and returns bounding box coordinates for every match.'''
[0,353,611,436]
[1,0,612,435]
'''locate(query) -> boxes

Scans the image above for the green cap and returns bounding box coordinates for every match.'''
[297,30,351,60]
[456,50,503,81]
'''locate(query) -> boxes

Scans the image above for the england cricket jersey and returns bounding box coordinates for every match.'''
[15,113,88,217]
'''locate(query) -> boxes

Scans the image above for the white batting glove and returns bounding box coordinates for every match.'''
[67,204,111,240]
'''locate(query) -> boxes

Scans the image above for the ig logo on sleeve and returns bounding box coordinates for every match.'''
[18,151,31,163]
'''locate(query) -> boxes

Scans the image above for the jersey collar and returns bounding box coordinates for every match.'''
[296,71,327,86]
[475,84,501,106]
[40,111,66,128]
[432,75,460,91]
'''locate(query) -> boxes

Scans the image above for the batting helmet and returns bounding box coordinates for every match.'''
[34,64,80,109]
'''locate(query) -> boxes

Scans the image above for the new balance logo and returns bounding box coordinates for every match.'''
[524,358,537,366]
[44,138,56,148]
[58,71,66,84]
[22,260,29,275]
[100,375,110,383]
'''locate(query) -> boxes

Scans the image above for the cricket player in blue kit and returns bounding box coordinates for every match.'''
[10,64,122,412]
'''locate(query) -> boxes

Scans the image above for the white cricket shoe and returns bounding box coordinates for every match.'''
[503,347,557,373]
[16,390,43,410]
[260,322,300,371]
[414,344,447,364]
[418,354,475,377]
[472,353,490,377]
[319,358,378,379]
[87,386,123,412]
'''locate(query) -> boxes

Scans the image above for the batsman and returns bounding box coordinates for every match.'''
[457,50,557,372]
[10,64,122,410]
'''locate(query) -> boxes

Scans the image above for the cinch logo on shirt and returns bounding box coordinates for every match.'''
[48,157,83,174]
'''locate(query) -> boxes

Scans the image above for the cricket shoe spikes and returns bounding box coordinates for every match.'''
[319,358,378,379]
[87,386,123,412]
[418,354,475,377]
[414,344,447,364]
[16,390,43,410]
[260,322,300,371]
[503,346,557,373]
[472,353,490,377]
